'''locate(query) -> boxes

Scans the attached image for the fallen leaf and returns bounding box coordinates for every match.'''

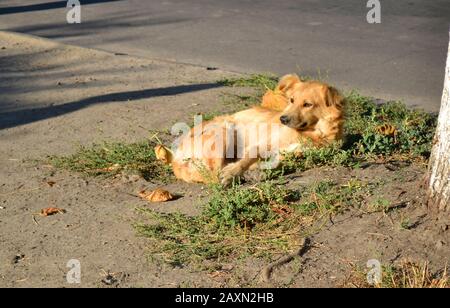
[139,188,173,202]
[40,207,65,216]
[154,145,172,163]
[376,124,398,137]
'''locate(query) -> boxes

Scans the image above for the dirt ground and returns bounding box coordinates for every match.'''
[0,31,448,288]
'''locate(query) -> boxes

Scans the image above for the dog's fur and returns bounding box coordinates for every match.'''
[156,74,345,185]
[261,74,302,111]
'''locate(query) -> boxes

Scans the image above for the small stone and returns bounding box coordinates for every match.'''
[12,254,25,264]
[102,274,117,286]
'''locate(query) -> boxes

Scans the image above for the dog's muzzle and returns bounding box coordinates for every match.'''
[280,115,290,125]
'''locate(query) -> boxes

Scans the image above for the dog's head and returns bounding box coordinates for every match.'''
[279,81,344,131]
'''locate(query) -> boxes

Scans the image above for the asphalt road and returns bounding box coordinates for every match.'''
[1,0,449,111]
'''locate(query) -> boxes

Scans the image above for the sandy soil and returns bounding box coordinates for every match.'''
[0,31,448,288]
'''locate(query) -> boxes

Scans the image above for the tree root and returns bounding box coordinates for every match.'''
[261,237,310,282]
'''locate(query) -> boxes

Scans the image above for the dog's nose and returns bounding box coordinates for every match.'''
[280,115,290,125]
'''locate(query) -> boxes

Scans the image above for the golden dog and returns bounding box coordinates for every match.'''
[155,74,344,186]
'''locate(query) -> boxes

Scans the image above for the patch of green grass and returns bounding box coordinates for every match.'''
[400,218,413,230]
[218,74,280,112]
[288,141,353,171]
[136,179,367,266]
[344,91,437,159]
[219,73,278,89]
[295,180,365,217]
[135,180,305,266]
[261,141,354,180]
[188,112,223,127]
[220,93,263,110]
[50,141,173,182]
[368,198,391,213]
[204,182,299,229]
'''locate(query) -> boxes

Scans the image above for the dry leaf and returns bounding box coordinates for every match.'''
[376,124,398,136]
[40,207,65,216]
[154,145,171,164]
[139,188,173,202]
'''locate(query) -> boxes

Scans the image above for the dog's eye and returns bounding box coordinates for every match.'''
[303,101,313,108]
[289,97,295,104]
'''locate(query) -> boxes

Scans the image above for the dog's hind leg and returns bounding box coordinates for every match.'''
[220,156,259,187]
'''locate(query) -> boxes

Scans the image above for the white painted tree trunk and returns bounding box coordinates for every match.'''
[427,28,450,213]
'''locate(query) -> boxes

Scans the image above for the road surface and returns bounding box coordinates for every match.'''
[1,0,449,111]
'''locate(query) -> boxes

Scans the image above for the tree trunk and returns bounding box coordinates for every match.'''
[427,27,450,213]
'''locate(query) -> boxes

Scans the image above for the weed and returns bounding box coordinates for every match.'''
[220,93,262,110]
[204,182,299,229]
[369,198,391,213]
[344,91,436,159]
[295,180,364,218]
[49,141,173,182]
[136,179,366,266]
[400,219,413,230]
[345,260,448,288]
[135,180,307,266]
[219,74,278,89]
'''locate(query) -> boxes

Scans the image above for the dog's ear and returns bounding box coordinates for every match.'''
[326,86,344,109]
[276,74,301,93]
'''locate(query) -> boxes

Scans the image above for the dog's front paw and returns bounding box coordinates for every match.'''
[220,163,242,187]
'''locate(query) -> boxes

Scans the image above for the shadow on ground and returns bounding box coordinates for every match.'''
[0,43,224,129]
[0,0,122,15]
[0,83,222,129]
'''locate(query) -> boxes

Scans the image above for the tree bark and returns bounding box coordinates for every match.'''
[427,27,450,213]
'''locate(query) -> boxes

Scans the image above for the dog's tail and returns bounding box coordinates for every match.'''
[155,145,173,165]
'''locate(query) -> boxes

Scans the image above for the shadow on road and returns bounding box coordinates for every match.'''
[0,0,122,15]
